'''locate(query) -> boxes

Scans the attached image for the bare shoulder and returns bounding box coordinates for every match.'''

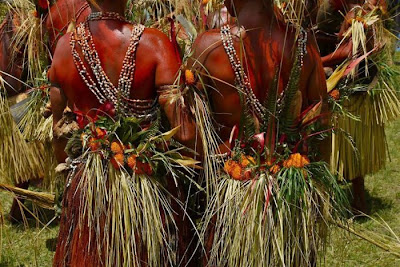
[194,29,222,50]
[192,29,224,63]
[141,27,172,47]
[53,32,72,62]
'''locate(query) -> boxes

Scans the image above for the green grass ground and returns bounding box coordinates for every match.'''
[0,201,58,267]
[324,118,400,266]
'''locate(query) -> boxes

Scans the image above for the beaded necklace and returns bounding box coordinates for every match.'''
[70,12,158,120]
[220,25,307,119]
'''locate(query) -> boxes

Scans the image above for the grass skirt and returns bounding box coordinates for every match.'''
[12,90,57,190]
[53,153,178,267]
[331,93,390,180]
[0,93,45,184]
[201,163,347,266]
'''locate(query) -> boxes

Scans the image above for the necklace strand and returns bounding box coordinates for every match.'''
[70,14,158,119]
[220,25,307,119]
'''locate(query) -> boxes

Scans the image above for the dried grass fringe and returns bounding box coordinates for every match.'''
[0,91,44,184]
[13,91,56,190]
[72,152,178,267]
[331,94,387,180]
[201,169,338,266]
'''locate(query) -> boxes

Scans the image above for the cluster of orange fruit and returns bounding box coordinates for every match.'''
[86,128,108,151]
[224,153,310,181]
[224,155,256,181]
[329,89,340,100]
[84,128,153,175]
[282,153,310,169]
[110,141,153,175]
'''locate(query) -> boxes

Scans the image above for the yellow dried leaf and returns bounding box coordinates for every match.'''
[326,62,350,92]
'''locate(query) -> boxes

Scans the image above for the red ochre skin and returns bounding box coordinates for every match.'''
[49,19,180,162]
[190,0,328,154]
[190,1,329,262]
[0,0,90,97]
[49,2,197,266]
[44,0,91,54]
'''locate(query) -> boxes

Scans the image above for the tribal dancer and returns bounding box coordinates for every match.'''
[0,1,49,222]
[1,0,91,222]
[187,0,348,265]
[317,0,400,212]
[49,0,194,266]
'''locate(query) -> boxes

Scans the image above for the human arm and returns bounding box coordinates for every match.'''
[48,37,71,163]
[49,85,69,163]
[183,31,225,154]
[151,29,199,149]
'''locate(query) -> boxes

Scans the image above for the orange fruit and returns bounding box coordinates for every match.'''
[224,160,235,175]
[96,127,107,139]
[111,154,124,169]
[329,89,340,100]
[88,137,101,151]
[240,155,255,168]
[230,162,243,180]
[270,165,281,174]
[283,153,310,168]
[185,69,196,85]
[127,154,137,170]
[111,141,124,154]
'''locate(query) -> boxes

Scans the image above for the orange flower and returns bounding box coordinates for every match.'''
[185,69,195,85]
[88,137,101,151]
[202,0,209,5]
[283,153,310,168]
[111,141,124,154]
[224,160,234,175]
[96,127,107,139]
[127,154,137,170]
[240,155,255,168]
[270,165,281,174]
[111,154,124,169]
[230,162,243,180]
[283,159,292,168]
[329,89,340,100]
